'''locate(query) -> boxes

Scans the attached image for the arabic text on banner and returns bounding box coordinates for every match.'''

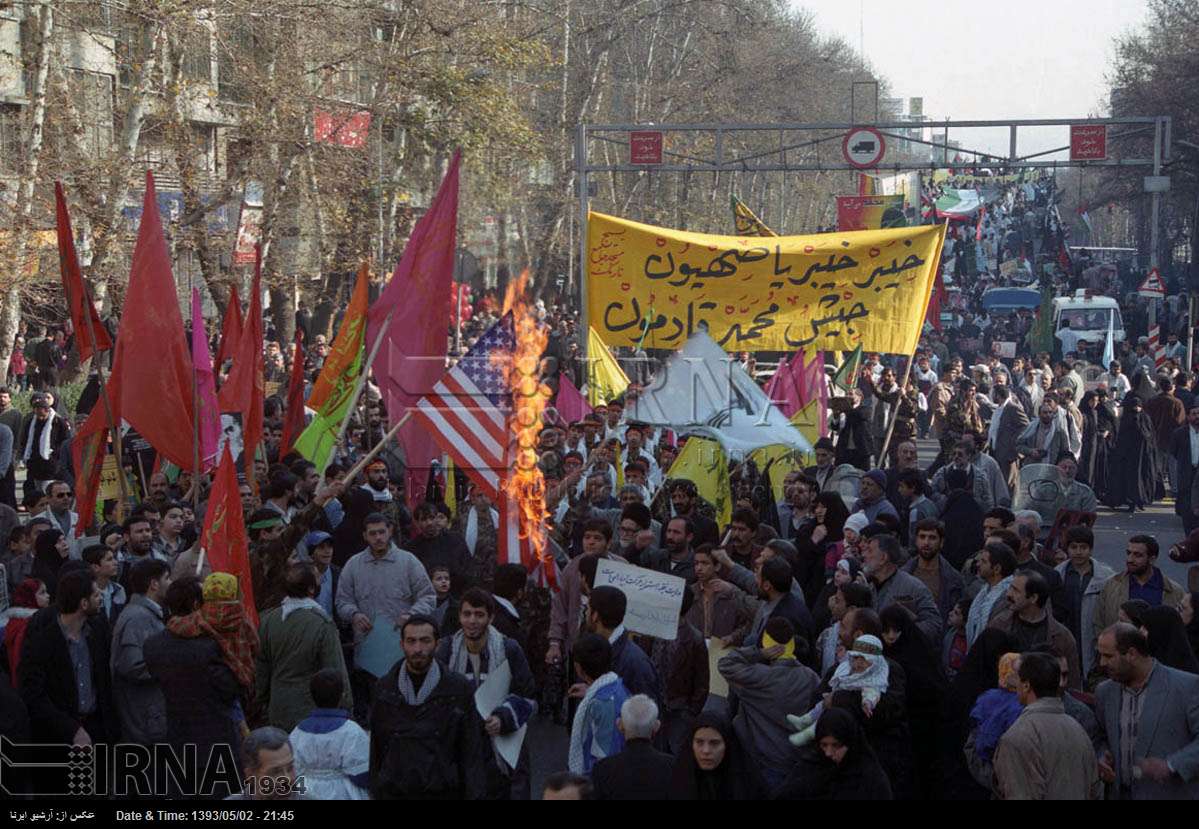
[587,212,946,354]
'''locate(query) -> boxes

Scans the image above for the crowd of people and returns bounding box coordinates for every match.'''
[1,172,1199,803]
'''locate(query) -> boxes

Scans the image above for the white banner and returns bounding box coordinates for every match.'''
[595,559,686,641]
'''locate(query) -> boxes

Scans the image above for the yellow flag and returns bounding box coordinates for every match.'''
[667,437,732,530]
[586,325,630,406]
[587,212,946,354]
[615,442,624,489]
[751,401,824,503]
[445,456,457,519]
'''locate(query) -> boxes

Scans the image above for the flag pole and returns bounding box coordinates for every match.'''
[324,306,395,477]
[343,411,412,483]
[79,284,128,523]
[190,282,201,519]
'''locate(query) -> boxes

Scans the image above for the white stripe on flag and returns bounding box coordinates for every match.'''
[414,399,501,496]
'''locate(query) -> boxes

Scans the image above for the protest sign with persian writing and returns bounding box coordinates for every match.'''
[594,559,686,641]
[587,212,945,354]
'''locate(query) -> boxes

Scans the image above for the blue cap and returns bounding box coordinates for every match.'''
[305,531,333,548]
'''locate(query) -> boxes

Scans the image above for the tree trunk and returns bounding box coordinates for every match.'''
[0,1,55,383]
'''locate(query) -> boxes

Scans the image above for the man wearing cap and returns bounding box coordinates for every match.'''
[248,480,346,614]
[852,470,900,525]
[21,392,71,501]
[305,530,342,619]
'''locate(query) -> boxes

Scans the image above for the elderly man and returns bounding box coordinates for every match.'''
[930,437,1009,513]
[589,695,675,800]
[1056,453,1098,513]
[864,531,943,644]
[852,470,900,524]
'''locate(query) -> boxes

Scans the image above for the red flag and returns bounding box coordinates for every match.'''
[926,269,946,332]
[369,150,460,497]
[73,173,198,531]
[55,182,112,362]
[279,329,306,457]
[218,246,265,484]
[975,208,985,242]
[114,172,196,469]
[201,446,256,628]
[215,285,243,373]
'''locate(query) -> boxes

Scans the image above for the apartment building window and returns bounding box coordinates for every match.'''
[71,70,114,156]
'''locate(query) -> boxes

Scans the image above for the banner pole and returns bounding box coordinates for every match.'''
[79,284,128,523]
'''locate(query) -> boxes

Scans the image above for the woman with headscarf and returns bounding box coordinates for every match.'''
[881,605,948,800]
[1077,390,1115,497]
[938,467,985,570]
[668,712,764,800]
[811,557,862,639]
[940,628,1018,799]
[2,578,49,686]
[773,708,892,800]
[1139,605,1199,674]
[1105,393,1157,512]
[795,493,851,610]
[965,652,1023,789]
[29,528,69,599]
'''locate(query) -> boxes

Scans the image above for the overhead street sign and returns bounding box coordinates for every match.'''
[1070,125,1107,161]
[1138,267,1166,297]
[842,126,886,169]
[629,131,664,165]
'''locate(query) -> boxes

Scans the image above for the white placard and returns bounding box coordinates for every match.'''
[594,559,686,641]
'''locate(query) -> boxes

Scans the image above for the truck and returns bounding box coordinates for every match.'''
[1052,290,1125,349]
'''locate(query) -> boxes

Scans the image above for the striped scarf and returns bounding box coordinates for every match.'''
[167,602,259,689]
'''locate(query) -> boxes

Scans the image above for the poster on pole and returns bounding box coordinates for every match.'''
[594,559,685,641]
[836,195,907,232]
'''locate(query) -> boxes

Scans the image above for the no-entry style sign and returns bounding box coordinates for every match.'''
[843,126,886,169]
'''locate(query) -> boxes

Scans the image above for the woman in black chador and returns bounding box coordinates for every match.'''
[1105,393,1157,512]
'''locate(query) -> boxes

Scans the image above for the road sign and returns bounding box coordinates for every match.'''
[1138,267,1166,297]
[630,131,663,165]
[1070,125,1107,161]
[842,127,886,169]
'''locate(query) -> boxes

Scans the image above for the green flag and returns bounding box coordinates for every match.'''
[293,265,370,471]
[831,344,864,392]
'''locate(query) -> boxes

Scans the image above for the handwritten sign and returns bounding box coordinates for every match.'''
[98,455,123,501]
[587,212,946,354]
[594,558,685,641]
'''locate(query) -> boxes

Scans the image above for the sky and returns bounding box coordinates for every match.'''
[792,0,1152,158]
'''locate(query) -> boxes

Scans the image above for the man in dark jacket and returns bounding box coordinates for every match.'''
[408,501,473,595]
[591,694,675,800]
[586,586,662,708]
[649,586,709,755]
[369,614,494,800]
[743,557,814,645]
[143,576,242,799]
[18,569,117,745]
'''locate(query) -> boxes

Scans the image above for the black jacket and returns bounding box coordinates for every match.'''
[592,739,676,800]
[369,661,495,800]
[143,629,242,797]
[17,608,117,743]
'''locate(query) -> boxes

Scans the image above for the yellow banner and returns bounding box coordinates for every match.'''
[587,212,946,354]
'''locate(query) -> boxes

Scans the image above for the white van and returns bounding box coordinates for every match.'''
[1052,290,1125,348]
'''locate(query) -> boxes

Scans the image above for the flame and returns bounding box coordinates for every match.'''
[500,271,553,581]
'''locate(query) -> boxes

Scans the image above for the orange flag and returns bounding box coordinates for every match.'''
[55,182,112,362]
[201,445,256,628]
[306,262,369,412]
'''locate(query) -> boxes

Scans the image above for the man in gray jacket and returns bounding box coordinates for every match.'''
[864,531,943,645]
[110,557,171,744]
[718,616,820,793]
[1096,624,1199,799]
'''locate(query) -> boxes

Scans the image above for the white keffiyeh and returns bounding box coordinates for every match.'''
[23,410,55,462]
[281,596,329,621]
[360,484,392,503]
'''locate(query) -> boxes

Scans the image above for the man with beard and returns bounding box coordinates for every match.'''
[988,572,1081,689]
[614,504,659,568]
[19,569,116,744]
[408,501,473,596]
[334,459,412,565]
[901,518,964,622]
[862,532,942,645]
[434,588,537,800]
[646,516,697,584]
[370,615,494,800]
[659,479,718,548]
[1094,535,1186,636]
[1095,624,1199,799]
[116,514,161,590]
